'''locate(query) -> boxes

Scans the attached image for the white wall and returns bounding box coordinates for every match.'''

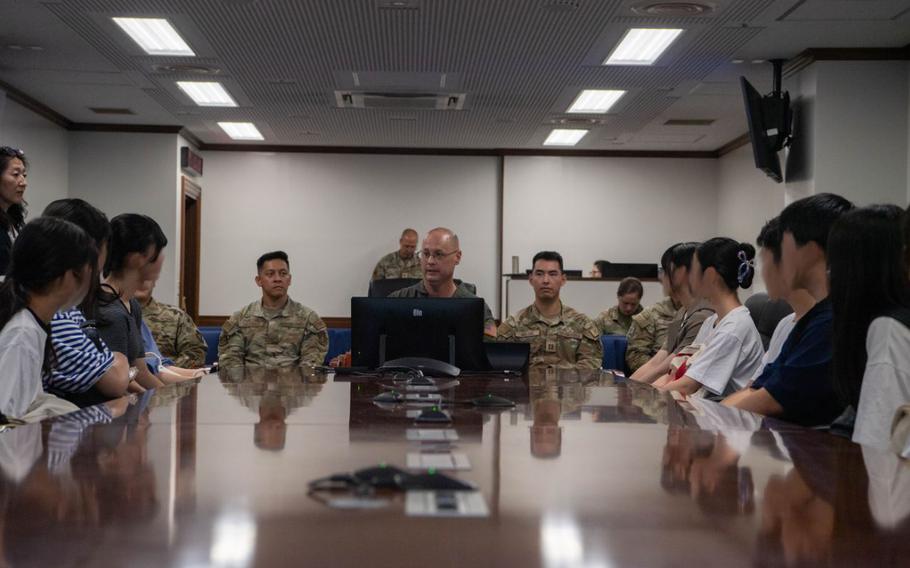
[0,97,69,216]
[199,152,500,318]
[67,132,181,305]
[814,61,909,206]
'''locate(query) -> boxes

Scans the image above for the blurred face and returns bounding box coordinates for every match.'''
[688,253,710,299]
[136,244,165,283]
[398,232,418,259]
[660,268,671,296]
[256,259,291,301]
[530,259,565,302]
[133,279,154,304]
[618,292,642,316]
[759,248,787,301]
[420,232,461,284]
[0,157,27,210]
[59,264,93,310]
[590,264,602,278]
[670,262,691,296]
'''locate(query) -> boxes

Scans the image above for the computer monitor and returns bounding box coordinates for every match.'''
[351,297,488,370]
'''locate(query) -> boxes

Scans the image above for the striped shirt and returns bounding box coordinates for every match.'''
[47,405,113,473]
[45,308,115,395]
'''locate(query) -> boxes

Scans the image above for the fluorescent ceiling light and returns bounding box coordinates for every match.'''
[544,129,588,147]
[112,17,195,56]
[218,122,264,141]
[604,28,683,66]
[177,81,237,107]
[567,89,626,114]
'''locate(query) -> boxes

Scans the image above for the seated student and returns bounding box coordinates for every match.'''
[0,217,96,421]
[593,277,644,335]
[721,197,852,425]
[497,251,603,369]
[0,146,28,277]
[97,214,168,391]
[389,227,496,336]
[134,279,207,368]
[829,205,910,450]
[654,238,764,397]
[630,242,714,384]
[626,246,683,372]
[219,251,328,368]
[42,199,131,403]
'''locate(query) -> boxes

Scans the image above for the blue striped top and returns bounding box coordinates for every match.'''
[45,308,115,395]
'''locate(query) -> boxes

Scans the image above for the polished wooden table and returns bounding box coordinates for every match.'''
[2,367,908,567]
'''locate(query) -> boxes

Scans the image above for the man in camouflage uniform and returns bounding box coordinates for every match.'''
[371,228,422,280]
[389,227,497,336]
[625,296,680,373]
[219,251,328,368]
[497,251,603,369]
[134,281,208,368]
[594,277,644,335]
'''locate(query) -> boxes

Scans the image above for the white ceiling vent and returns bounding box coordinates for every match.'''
[335,91,466,110]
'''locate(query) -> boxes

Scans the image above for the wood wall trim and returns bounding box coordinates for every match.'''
[716,133,751,157]
[197,315,352,328]
[0,78,71,129]
[69,123,184,134]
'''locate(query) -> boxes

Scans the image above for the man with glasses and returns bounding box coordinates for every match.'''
[371,228,422,281]
[497,251,603,369]
[388,227,496,336]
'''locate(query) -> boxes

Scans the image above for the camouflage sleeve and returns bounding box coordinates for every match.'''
[624,318,654,373]
[496,317,517,341]
[173,311,208,368]
[576,320,604,370]
[299,312,329,367]
[591,312,607,335]
[371,259,385,281]
[217,313,245,368]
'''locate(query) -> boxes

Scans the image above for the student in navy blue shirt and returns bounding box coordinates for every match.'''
[723,193,854,426]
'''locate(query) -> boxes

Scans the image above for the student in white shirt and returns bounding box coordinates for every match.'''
[829,205,910,450]
[655,237,764,397]
[0,217,97,421]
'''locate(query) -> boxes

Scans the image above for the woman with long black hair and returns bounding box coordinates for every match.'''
[829,205,910,449]
[0,217,96,420]
[0,146,28,277]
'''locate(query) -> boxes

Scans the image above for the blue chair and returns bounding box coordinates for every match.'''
[199,326,222,366]
[600,335,629,373]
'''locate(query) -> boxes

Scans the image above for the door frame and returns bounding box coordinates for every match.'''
[180,176,202,320]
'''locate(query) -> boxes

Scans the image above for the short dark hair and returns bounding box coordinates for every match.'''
[662,242,699,274]
[756,217,783,263]
[696,237,756,290]
[829,205,910,409]
[43,199,111,250]
[532,251,563,272]
[105,214,167,276]
[593,260,611,277]
[617,277,643,298]
[257,250,290,271]
[779,193,854,252]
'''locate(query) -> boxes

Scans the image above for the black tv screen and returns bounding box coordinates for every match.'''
[740,77,783,183]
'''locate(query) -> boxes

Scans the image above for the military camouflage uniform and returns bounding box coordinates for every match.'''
[141,297,208,368]
[371,251,422,281]
[625,297,680,372]
[593,304,643,336]
[218,298,328,368]
[219,366,327,415]
[497,303,603,369]
[388,280,496,329]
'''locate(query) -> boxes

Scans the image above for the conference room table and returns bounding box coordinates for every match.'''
[1,366,907,567]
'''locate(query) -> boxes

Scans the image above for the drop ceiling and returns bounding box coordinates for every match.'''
[0,0,908,151]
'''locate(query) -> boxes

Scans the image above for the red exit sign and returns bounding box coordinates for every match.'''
[180,147,203,177]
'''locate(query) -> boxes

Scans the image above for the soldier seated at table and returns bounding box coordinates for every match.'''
[497,251,602,369]
[594,277,644,335]
[134,280,207,369]
[371,228,422,280]
[218,251,328,368]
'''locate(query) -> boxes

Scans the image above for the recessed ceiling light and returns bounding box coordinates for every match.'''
[112,17,195,56]
[567,89,626,114]
[604,28,683,66]
[177,81,237,107]
[731,59,744,64]
[544,129,588,146]
[218,122,263,140]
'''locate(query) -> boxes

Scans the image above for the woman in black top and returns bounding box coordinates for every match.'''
[0,147,28,276]
[96,213,169,391]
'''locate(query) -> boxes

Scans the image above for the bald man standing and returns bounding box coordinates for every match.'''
[389,227,497,336]
[371,228,423,280]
